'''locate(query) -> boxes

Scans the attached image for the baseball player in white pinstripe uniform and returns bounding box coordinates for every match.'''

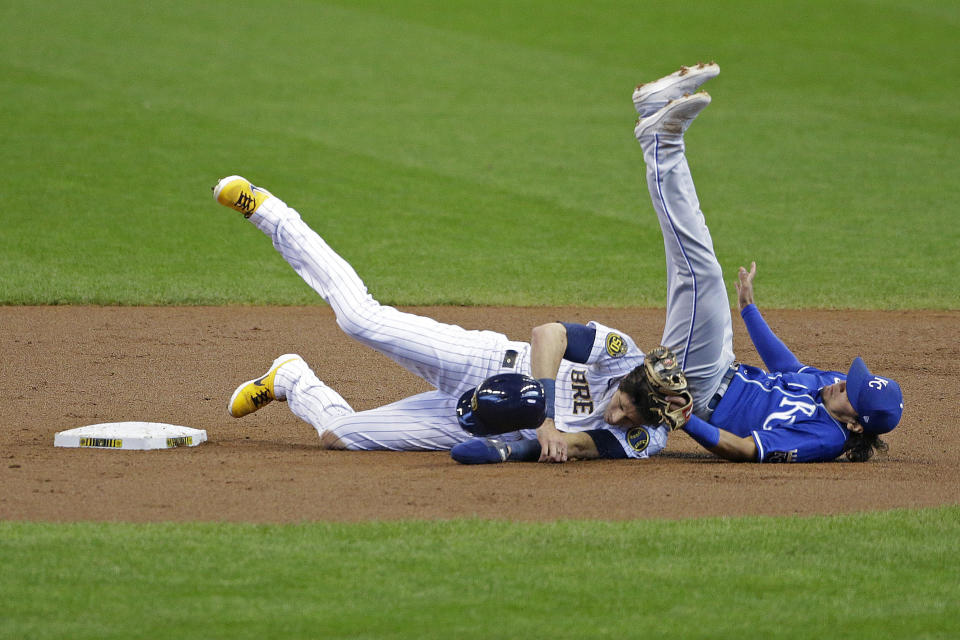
[214,62,727,463]
[214,174,666,460]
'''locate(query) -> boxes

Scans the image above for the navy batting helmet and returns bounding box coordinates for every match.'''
[456,373,546,436]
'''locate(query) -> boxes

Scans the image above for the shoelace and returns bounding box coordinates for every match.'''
[234,191,255,212]
[251,389,271,407]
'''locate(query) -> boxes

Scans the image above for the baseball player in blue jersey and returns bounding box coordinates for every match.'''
[507,259,903,464]
[454,62,904,464]
[681,259,903,463]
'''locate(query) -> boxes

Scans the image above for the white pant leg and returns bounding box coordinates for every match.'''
[640,132,736,416]
[276,355,474,450]
[321,390,472,451]
[274,357,355,435]
[250,197,529,398]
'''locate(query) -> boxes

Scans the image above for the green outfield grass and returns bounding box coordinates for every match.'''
[2,508,958,640]
[2,0,957,307]
[3,3,957,639]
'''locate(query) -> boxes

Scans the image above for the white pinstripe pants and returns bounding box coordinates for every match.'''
[249,197,530,450]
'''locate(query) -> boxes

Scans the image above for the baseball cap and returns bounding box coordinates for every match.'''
[846,357,904,434]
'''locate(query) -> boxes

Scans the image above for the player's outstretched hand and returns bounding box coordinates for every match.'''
[735,261,757,311]
[536,419,568,463]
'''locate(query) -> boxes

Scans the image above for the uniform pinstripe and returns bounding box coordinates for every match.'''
[251,197,531,450]
[247,197,669,456]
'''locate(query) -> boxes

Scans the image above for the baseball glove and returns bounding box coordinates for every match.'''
[637,346,693,430]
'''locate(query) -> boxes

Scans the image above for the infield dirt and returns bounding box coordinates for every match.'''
[2,306,957,522]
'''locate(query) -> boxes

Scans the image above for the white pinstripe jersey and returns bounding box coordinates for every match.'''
[552,321,646,432]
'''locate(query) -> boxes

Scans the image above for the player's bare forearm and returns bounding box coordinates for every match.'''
[531,323,568,461]
[683,416,758,462]
[534,427,598,462]
[530,323,567,379]
[537,418,568,462]
[563,432,600,459]
[706,430,758,462]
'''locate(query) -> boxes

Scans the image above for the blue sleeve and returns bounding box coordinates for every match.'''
[740,304,802,373]
[683,415,720,449]
[560,322,596,364]
[585,429,628,459]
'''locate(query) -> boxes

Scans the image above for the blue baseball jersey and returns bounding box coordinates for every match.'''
[709,365,850,462]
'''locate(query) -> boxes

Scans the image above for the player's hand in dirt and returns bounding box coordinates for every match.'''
[736,261,757,311]
[537,418,567,463]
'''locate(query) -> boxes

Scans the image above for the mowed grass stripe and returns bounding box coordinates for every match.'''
[1,507,958,639]
[0,1,957,307]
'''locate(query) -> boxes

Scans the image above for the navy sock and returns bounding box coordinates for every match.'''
[507,438,541,462]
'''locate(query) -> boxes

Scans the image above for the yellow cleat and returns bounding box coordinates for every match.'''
[228,354,302,418]
[213,175,272,218]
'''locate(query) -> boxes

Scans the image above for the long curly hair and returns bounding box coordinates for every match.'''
[844,431,889,462]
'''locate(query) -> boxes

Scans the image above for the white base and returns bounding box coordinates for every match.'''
[54,422,207,450]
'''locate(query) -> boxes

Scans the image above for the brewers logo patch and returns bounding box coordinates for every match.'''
[626,427,649,452]
[605,333,627,358]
